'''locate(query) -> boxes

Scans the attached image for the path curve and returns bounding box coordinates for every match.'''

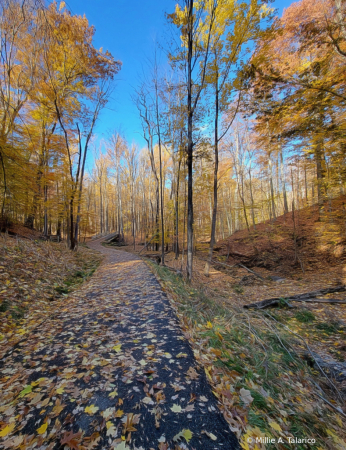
[0,239,239,449]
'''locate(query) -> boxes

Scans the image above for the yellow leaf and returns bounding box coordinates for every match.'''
[109,390,118,398]
[113,344,122,353]
[269,421,282,432]
[205,368,212,381]
[206,321,213,329]
[37,422,48,435]
[59,1,66,11]
[216,331,223,340]
[0,422,15,437]
[115,409,124,417]
[56,388,64,394]
[182,429,193,442]
[85,404,99,415]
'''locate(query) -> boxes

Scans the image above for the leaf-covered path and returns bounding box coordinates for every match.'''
[0,239,239,449]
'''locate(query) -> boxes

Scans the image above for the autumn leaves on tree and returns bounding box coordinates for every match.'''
[0,0,120,249]
[1,0,346,279]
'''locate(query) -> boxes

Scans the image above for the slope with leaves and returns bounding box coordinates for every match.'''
[150,261,346,449]
[0,234,102,358]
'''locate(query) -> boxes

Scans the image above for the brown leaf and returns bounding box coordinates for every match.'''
[60,430,83,450]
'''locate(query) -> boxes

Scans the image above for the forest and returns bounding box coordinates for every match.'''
[1,0,346,449]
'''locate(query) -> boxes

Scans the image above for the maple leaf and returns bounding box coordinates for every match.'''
[60,430,83,450]
[85,404,99,415]
[173,429,193,443]
[102,408,114,420]
[106,421,117,437]
[170,404,182,413]
[186,366,199,380]
[0,423,15,438]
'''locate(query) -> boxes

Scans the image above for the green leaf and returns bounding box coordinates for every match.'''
[171,404,182,413]
[173,429,193,443]
[18,385,32,398]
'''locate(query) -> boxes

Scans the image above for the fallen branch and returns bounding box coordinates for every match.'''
[314,392,346,418]
[244,286,346,309]
[211,259,236,269]
[263,311,343,402]
[210,259,265,283]
[237,263,265,281]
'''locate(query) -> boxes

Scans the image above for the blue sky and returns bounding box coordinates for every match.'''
[66,0,293,151]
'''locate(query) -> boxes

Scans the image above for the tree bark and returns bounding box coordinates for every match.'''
[205,70,219,277]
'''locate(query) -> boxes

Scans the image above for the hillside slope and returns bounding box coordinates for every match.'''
[215,196,346,275]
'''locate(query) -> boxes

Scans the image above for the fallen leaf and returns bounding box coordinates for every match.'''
[142,397,154,405]
[239,388,253,405]
[203,430,217,440]
[170,404,182,413]
[0,423,15,438]
[173,429,193,443]
[85,405,99,415]
[269,421,282,432]
[18,385,32,398]
[37,422,48,435]
[60,430,83,450]
[102,408,114,420]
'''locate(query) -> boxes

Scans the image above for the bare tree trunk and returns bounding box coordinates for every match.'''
[280,149,289,214]
[315,140,326,219]
[269,155,276,220]
[248,168,256,230]
[186,0,194,280]
[175,157,181,259]
[205,72,219,276]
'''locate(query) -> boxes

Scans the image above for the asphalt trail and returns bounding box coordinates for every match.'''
[0,239,239,449]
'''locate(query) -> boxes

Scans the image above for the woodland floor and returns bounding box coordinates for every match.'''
[113,203,346,449]
[0,238,238,450]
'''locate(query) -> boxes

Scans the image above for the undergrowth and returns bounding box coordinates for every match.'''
[0,236,102,353]
[148,261,346,450]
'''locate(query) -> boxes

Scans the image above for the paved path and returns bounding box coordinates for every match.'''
[0,240,238,449]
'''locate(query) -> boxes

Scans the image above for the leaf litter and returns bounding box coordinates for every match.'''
[0,239,238,449]
[149,259,346,450]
